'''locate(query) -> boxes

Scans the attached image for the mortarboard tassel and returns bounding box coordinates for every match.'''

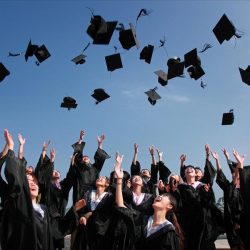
[199,43,213,53]
[8,52,21,57]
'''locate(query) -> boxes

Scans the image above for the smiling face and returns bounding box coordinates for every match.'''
[26,174,39,200]
[185,166,196,178]
[82,155,90,164]
[131,175,143,187]
[141,169,151,178]
[96,176,109,187]
[152,195,173,212]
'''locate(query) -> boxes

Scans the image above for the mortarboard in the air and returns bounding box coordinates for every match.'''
[87,15,118,45]
[154,70,168,86]
[213,14,238,44]
[34,45,51,63]
[105,53,123,72]
[91,88,110,104]
[184,48,201,68]
[145,87,161,105]
[187,64,205,80]
[239,66,250,86]
[167,58,185,80]
[0,63,10,82]
[140,44,154,64]
[221,109,234,125]
[71,54,87,65]
[25,40,39,61]
[119,23,140,50]
[60,97,78,110]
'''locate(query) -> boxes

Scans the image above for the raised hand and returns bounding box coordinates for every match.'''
[134,143,139,154]
[79,216,87,226]
[74,199,87,212]
[42,140,51,151]
[50,148,56,162]
[79,130,85,141]
[149,145,155,156]
[222,148,229,160]
[233,149,246,168]
[205,144,210,157]
[18,134,26,145]
[97,134,105,149]
[211,151,219,161]
[180,154,186,167]
[156,148,163,161]
[114,152,124,179]
[4,129,14,150]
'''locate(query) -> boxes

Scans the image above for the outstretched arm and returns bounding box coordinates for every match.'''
[18,134,25,160]
[42,140,50,160]
[205,144,210,161]
[179,154,186,180]
[149,145,156,166]
[97,134,105,149]
[114,152,125,208]
[132,143,138,165]
[0,129,9,159]
[211,151,221,172]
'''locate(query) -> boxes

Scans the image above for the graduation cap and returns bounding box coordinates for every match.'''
[60,97,78,110]
[187,65,205,80]
[34,45,51,64]
[184,48,201,68]
[71,54,86,65]
[0,63,10,82]
[86,15,118,45]
[145,87,161,105]
[25,40,39,61]
[213,14,240,44]
[154,70,168,86]
[91,88,110,104]
[119,23,140,50]
[167,58,185,80]
[239,66,250,86]
[221,109,234,125]
[140,44,154,64]
[105,53,123,72]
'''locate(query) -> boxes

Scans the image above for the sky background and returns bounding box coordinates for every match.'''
[1,0,250,202]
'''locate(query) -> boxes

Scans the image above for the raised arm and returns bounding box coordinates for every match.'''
[211,151,221,172]
[179,154,186,180]
[18,133,25,160]
[0,129,9,159]
[41,140,50,160]
[72,130,86,156]
[205,144,210,161]
[157,149,171,183]
[149,145,156,166]
[114,152,125,208]
[132,143,138,165]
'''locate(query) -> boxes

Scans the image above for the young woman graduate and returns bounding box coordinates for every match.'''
[0,130,86,250]
[114,152,180,250]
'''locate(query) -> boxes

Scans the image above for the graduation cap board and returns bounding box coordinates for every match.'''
[91,88,110,104]
[184,48,201,68]
[167,61,185,80]
[222,109,234,125]
[0,63,10,82]
[145,87,161,105]
[154,70,168,86]
[105,53,123,72]
[239,66,250,86]
[25,40,50,64]
[213,14,238,44]
[140,44,154,64]
[60,97,78,110]
[187,64,205,80]
[87,15,118,45]
[119,23,140,50]
[71,54,87,65]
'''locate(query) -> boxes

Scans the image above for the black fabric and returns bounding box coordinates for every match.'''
[216,169,244,248]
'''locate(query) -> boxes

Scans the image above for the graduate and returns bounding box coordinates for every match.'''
[114,152,180,250]
[0,130,85,250]
[71,130,110,204]
[212,149,244,250]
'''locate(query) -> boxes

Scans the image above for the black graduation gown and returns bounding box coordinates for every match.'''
[1,149,54,250]
[35,154,76,249]
[177,182,210,250]
[72,191,114,250]
[142,222,180,250]
[239,166,250,249]
[130,161,160,194]
[131,193,154,249]
[73,142,110,203]
[216,169,244,248]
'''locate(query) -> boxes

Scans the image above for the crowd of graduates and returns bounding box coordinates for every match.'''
[0,129,250,250]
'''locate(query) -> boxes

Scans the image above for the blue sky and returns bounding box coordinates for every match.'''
[1,0,250,200]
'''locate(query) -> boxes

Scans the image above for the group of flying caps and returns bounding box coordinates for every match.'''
[0,11,248,126]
